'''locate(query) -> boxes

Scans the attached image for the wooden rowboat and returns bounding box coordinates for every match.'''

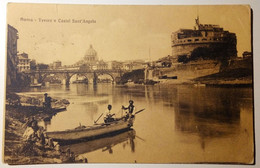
[46,116,135,142]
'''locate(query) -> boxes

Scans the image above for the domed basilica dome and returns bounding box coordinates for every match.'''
[85,45,97,56]
[84,45,98,64]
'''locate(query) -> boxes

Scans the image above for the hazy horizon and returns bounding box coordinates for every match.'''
[7,4,251,65]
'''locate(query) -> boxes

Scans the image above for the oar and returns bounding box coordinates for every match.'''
[134,109,145,115]
[94,113,103,123]
[136,135,146,142]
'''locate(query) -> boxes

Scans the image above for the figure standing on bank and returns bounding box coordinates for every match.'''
[43,93,52,110]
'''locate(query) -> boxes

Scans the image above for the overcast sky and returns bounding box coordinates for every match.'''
[7,4,251,65]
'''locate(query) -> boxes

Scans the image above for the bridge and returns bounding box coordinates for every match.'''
[24,69,128,85]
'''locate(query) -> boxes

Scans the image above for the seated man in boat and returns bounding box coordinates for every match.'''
[104,104,115,123]
[122,100,135,119]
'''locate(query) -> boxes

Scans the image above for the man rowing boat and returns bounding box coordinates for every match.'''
[122,100,135,119]
[103,100,137,123]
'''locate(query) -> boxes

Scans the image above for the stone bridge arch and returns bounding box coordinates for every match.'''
[95,70,123,84]
[26,69,127,86]
[36,72,97,85]
[65,72,94,85]
[95,72,115,83]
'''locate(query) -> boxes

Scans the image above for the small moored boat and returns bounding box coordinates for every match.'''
[6,103,67,113]
[30,83,42,88]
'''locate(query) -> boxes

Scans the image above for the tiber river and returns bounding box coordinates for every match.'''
[19,83,254,164]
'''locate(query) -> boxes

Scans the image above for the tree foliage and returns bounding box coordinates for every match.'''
[37,63,49,70]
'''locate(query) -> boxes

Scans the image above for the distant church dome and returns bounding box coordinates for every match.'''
[84,45,98,64]
[85,45,97,57]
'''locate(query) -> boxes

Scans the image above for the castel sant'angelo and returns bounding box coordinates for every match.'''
[144,17,243,83]
[171,17,237,63]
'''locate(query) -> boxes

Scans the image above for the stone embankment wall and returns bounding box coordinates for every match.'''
[193,58,253,85]
[120,58,252,85]
[145,60,221,84]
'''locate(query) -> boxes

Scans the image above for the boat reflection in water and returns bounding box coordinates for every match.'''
[60,129,136,156]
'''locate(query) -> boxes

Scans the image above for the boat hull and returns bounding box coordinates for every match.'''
[46,118,134,142]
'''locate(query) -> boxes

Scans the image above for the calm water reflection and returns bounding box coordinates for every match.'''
[19,84,254,163]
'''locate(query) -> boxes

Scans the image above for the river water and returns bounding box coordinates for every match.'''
[19,83,254,164]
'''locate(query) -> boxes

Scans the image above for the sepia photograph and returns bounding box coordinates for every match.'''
[4,3,254,165]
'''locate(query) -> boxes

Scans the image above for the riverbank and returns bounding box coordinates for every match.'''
[119,63,252,87]
[3,93,85,165]
[4,106,62,164]
[193,68,253,87]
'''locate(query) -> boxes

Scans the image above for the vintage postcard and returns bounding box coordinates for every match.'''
[4,3,254,165]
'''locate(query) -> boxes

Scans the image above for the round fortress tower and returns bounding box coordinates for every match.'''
[171,17,237,63]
